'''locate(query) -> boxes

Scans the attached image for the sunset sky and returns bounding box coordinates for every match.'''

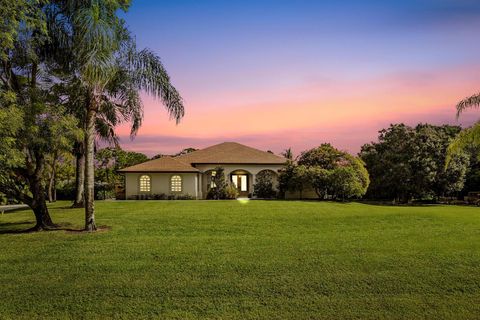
[116,0,480,157]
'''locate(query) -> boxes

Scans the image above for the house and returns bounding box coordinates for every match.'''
[118,142,286,199]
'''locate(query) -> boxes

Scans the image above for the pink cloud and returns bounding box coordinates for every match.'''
[115,64,480,156]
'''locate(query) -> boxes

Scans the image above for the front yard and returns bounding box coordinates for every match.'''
[0,200,479,319]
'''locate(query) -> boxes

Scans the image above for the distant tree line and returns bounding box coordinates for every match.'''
[360,124,478,203]
[277,124,479,203]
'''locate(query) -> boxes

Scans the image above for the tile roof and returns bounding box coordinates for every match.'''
[118,156,199,173]
[176,142,286,164]
[119,142,286,173]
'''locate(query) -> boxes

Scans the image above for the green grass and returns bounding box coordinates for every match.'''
[0,200,479,319]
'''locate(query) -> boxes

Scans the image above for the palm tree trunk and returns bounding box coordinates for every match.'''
[84,108,97,231]
[53,160,57,202]
[48,171,54,203]
[72,148,85,208]
[47,152,58,203]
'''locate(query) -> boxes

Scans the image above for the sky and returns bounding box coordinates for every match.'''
[116,0,480,157]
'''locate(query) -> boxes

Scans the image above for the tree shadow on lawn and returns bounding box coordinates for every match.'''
[0,221,34,234]
[0,221,111,234]
[280,199,447,207]
[357,200,447,207]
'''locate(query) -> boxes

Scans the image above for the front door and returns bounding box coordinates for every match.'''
[231,174,249,197]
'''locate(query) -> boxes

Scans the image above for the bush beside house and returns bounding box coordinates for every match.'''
[206,167,238,200]
[279,144,369,200]
[253,170,278,198]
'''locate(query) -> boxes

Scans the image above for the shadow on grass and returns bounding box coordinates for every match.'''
[0,221,34,234]
[0,208,30,214]
[0,221,111,234]
[357,200,446,207]
[49,205,82,210]
[272,199,448,207]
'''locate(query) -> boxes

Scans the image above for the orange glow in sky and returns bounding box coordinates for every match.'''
[116,1,480,156]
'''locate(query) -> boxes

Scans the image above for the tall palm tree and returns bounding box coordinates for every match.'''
[57,78,121,208]
[48,1,184,231]
[281,148,294,161]
[447,93,480,158]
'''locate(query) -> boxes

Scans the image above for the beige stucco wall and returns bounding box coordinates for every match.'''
[125,172,199,199]
[195,164,283,199]
[194,164,284,176]
[124,164,286,200]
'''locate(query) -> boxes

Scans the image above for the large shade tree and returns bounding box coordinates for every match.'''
[47,0,185,231]
[279,144,369,200]
[0,0,80,230]
[298,144,369,200]
[361,124,469,202]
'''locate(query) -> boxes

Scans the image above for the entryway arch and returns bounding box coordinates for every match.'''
[229,169,252,197]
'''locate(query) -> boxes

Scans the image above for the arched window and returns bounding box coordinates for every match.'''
[170,175,182,192]
[210,171,216,188]
[139,175,151,192]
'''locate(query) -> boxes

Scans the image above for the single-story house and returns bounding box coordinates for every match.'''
[118,142,286,199]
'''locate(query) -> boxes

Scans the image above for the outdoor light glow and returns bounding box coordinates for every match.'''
[237,198,250,205]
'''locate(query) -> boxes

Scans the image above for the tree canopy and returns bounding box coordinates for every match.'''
[360,124,469,202]
[279,144,369,200]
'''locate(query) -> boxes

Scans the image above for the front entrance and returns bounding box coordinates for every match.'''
[231,173,249,197]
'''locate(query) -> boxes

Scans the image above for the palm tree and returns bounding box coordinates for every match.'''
[281,148,294,161]
[57,78,121,208]
[48,1,184,231]
[456,93,480,116]
[447,93,480,158]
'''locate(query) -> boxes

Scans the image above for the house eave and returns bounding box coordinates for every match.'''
[117,170,199,174]
[190,162,286,165]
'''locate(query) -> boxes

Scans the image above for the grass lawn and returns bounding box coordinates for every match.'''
[0,200,479,319]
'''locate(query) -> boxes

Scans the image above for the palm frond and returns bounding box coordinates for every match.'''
[95,115,119,147]
[72,4,122,87]
[456,93,480,118]
[126,46,184,123]
[446,122,480,166]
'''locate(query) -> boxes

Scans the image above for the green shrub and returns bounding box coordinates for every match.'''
[225,185,239,199]
[279,145,369,200]
[206,167,228,199]
[253,170,277,198]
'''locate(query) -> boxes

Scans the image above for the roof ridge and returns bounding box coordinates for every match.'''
[175,141,286,164]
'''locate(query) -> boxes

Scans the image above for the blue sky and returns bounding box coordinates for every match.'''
[117,0,480,155]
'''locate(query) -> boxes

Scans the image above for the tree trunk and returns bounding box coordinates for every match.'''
[52,155,57,202]
[47,152,57,203]
[84,108,97,231]
[72,149,85,208]
[30,161,56,230]
[31,197,55,231]
[48,172,54,203]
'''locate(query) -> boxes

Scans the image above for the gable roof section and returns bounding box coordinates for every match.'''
[176,142,286,164]
[118,156,199,173]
